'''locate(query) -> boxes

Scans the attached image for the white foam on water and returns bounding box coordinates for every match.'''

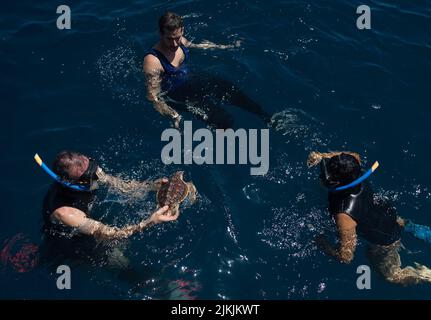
[258,205,331,256]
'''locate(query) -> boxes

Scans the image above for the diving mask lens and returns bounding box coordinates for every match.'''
[319,158,339,189]
[81,159,99,181]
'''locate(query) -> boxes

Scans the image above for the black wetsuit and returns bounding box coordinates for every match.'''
[145,45,270,129]
[41,183,99,261]
[328,182,401,246]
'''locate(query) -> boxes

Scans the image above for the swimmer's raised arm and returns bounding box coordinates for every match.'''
[316,213,358,264]
[143,55,181,128]
[181,36,241,50]
[52,205,177,241]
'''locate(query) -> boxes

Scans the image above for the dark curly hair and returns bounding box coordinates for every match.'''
[159,12,183,34]
[52,150,87,180]
[327,153,361,185]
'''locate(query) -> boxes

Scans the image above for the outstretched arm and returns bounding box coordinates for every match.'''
[143,55,181,128]
[53,205,176,241]
[316,213,358,264]
[182,36,241,50]
[97,168,167,194]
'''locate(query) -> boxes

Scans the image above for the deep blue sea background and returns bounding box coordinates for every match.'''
[1,0,431,299]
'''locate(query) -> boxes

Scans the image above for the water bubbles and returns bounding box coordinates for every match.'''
[296,193,306,202]
[217,293,228,299]
[263,49,289,61]
[242,183,263,203]
[239,254,249,262]
[259,206,330,255]
[96,44,144,106]
[317,282,326,293]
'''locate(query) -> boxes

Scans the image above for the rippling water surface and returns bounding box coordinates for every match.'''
[1,0,431,299]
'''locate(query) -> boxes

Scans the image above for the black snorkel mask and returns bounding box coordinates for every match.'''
[319,158,340,190]
[34,154,100,192]
[70,158,100,191]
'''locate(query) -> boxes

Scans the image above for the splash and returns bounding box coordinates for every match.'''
[259,205,330,256]
[96,44,144,106]
[270,108,329,150]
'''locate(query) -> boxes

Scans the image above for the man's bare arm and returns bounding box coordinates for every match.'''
[53,205,175,241]
[316,213,358,264]
[182,37,241,50]
[97,169,167,194]
[143,55,181,127]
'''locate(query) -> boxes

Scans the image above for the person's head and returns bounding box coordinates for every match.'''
[158,12,184,53]
[52,151,99,189]
[320,153,361,189]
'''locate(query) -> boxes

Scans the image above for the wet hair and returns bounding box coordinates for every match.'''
[326,153,361,185]
[52,151,87,180]
[159,12,183,34]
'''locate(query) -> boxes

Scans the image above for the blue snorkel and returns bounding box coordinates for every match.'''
[321,156,379,192]
[332,161,379,192]
[34,154,91,191]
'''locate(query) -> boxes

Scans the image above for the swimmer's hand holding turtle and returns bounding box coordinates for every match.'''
[156,171,197,217]
[149,205,179,224]
[149,177,181,220]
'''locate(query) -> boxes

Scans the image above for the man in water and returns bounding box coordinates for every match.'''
[143,12,269,129]
[41,151,177,265]
[308,151,431,285]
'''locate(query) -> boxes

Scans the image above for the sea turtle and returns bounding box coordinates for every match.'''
[156,171,197,216]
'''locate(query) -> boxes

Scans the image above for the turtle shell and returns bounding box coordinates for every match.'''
[157,171,189,208]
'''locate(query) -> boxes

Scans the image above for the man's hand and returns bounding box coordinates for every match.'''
[151,177,169,191]
[150,206,179,224]
[172,113,182,129]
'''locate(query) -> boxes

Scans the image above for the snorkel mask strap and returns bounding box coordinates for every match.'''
[34,154,91,192]
[320,158,340,189]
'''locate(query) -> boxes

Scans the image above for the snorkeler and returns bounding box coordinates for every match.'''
[35,151,177,242]
[308,151,431,286]
[143,11,270,129]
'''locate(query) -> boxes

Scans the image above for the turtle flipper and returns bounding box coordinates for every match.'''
[170,205,180,217]
[187,182,197,204]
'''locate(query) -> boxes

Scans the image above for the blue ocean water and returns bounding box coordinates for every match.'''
[1,0,431,299]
